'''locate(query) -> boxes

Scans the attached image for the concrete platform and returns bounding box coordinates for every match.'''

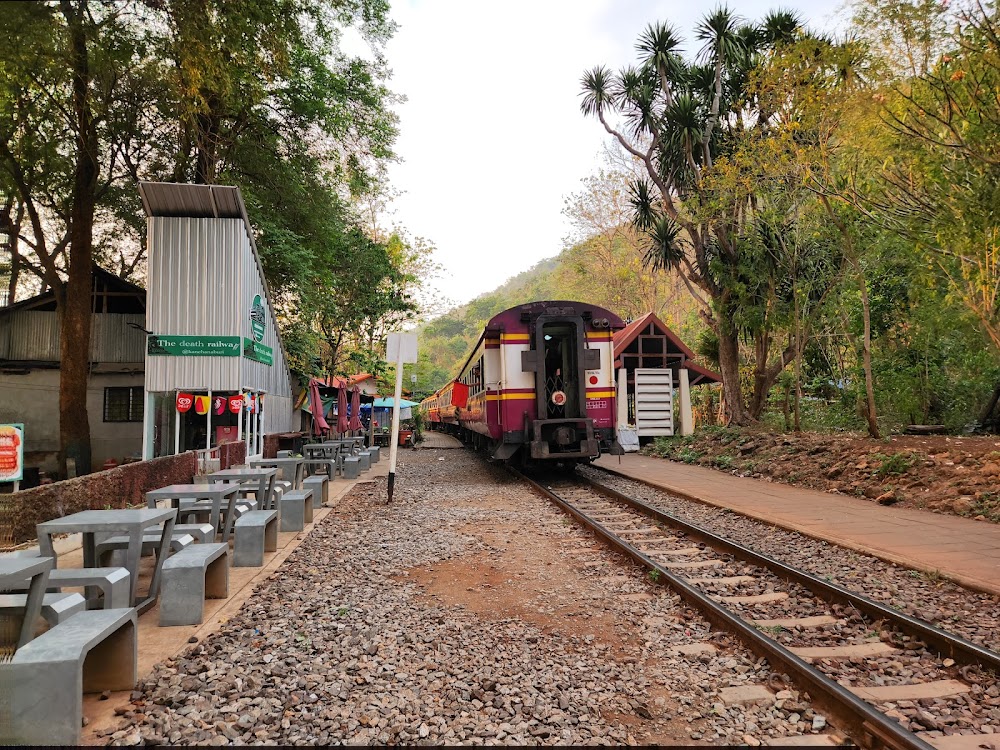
[4,461,389,745]
[594,454,1000,595]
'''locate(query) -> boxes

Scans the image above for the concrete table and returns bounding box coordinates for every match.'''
[303,443,340,459]
[0,556,54,648]
[249,457,305,489]
[146,482,243,542]
[208,467,277,509]
[36,508,176,612]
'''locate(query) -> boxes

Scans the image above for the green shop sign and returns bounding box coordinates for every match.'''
[147,335,241,357]
[250,294,266,342]
[243,338,273,366]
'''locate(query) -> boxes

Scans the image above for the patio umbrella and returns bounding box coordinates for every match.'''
[309,379,330,436]
[337,386,349,436]
[349,386,363,432]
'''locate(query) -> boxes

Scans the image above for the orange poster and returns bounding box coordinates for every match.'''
[0,423,25,482]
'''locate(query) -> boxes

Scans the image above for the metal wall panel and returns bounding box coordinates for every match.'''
[144,215,292,413]
[91,314,146,362]
[145,217,241,391]
[5,311,60,361]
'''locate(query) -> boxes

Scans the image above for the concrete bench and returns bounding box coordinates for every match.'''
[233,510,278,567]
[47,567,131,610]
[96,532,194,565]
[357,452,371,472]
[342,456,360,479]
[278,490,313,532]
[0,591,86,629]
[171,523,215,543]
[158,543,229,626]
[0,607,137,745]
[302,475,328,508]
[276,450,294,458]
[364,446,380,463]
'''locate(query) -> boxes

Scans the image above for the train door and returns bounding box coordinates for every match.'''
[541,322,581,419]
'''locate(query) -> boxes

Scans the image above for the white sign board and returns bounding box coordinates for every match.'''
[386,332,418,364]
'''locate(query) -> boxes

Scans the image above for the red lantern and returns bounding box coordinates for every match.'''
[176,393,194,412]
[228,395,244,413]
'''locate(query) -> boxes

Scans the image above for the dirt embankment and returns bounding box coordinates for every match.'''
[646,429,1000,523]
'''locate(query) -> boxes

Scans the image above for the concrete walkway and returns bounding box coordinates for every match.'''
[594,453,1000,596]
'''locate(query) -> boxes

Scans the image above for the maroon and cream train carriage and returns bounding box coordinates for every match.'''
[422,301,625,463]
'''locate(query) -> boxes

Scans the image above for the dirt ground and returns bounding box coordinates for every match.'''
[648,429,1000,522]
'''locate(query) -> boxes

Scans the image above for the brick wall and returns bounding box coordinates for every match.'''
[0,451,197,547]
[219,440,246,469]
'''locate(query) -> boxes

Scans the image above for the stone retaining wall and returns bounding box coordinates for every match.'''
[0,451,197,547]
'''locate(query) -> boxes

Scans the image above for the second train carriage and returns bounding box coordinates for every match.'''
[421,300,626,463]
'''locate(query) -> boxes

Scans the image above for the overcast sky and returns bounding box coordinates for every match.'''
[381,0,848,311]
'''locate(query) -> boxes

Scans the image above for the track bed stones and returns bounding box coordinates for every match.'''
[582,465,1000,653]
[101,449,828,746]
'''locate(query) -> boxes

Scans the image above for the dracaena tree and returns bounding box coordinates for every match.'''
[580,7,808,425]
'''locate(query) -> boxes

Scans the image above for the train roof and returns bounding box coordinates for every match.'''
[485,300,626,332]
[449,300,626,379]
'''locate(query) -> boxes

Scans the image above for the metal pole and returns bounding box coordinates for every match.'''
[237,391,243,459]
[206,389,213,459]
[174,390,180,456]
[387,359,404,502]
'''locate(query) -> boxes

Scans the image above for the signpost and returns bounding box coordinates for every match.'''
[0,423,25,492]
[385,332,417,502]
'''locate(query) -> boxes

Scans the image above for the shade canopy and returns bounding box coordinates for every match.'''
[372,397,419,408]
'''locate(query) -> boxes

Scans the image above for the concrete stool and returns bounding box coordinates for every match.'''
[158,543,229,626]
[342,456,360,479]
[233,510,278,567]
[277,450,293,458]
[0,591,86,629]
[1,608,137,745]
[47,567,131,610]
[303,475,328,508]
[278,490,313,531]
[357,452,370,472]
[366,446,380,463]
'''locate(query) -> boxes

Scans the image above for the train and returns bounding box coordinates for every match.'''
[420,300,626,464]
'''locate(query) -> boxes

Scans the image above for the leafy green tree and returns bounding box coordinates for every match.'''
[0,1,159,474]
[579,7,814,424]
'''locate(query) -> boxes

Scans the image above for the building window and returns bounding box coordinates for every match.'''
[104,386,144,422]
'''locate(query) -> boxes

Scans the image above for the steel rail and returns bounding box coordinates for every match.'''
[513,467,938,750]
[581,470,1000,675]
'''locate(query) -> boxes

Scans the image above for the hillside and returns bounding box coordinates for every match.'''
[413,236,699,394]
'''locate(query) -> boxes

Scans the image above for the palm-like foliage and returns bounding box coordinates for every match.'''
[580,66,612,117]
[628,178,659,230]
[760,9,802,47]
[637,21,685,80]
[696,6,745,63]
[643,214,685,271]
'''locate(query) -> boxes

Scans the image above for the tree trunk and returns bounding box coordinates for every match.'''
[858,272,880,439]
[749,330,771,418]
[59,0,98,476]
[717,327,753,425]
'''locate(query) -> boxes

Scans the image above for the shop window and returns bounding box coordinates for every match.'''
[104,386,144,422]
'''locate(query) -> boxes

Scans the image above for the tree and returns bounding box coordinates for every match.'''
[580,8,819,424]
[0,1,158,474]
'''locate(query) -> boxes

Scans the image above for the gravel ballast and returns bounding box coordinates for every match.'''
[102,450,834,746]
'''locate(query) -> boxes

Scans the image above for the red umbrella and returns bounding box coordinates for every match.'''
[349,386,363,432]
[337,386,349,436]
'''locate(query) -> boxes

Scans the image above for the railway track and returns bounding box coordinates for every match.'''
[514,467,1000,750]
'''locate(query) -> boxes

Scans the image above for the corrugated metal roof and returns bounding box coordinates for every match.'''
[138,182,246,221]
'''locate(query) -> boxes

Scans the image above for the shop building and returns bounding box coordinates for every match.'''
[0,267,146,477]
[138,182,294,460]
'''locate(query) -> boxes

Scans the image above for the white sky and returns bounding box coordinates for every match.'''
[381,0,848,310]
